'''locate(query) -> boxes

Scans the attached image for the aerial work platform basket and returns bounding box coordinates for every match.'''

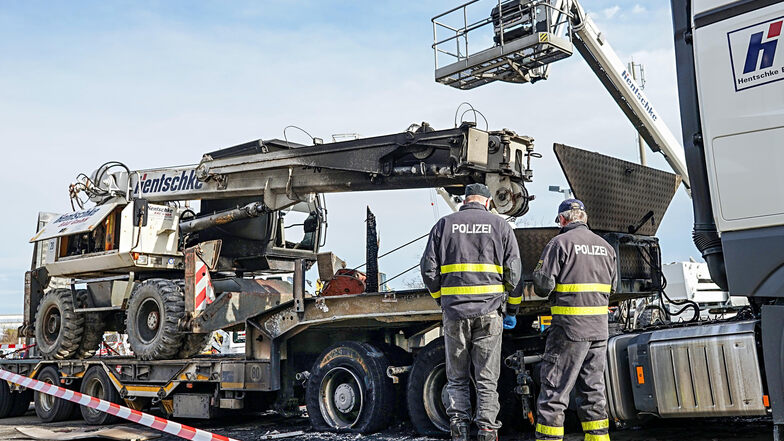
[432,0,574,89]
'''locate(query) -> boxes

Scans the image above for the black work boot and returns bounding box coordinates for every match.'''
[477,428,498,441]
[450,420,469,441]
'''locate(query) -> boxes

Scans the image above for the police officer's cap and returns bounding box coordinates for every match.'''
[465,183,491,198]
[555,198,585,222]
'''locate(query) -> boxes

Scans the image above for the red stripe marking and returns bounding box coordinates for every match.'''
[108,402,121,414]
[177,426,197,439]
[769,21,783,38]
[128,409,143,422]
[211,434,232,441]
[54,387,66,398]
[196,288,207,306]
[151,416,168,431]
[89,397,100,407]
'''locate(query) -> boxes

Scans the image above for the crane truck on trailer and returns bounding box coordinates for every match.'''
[0,111,676,436]
[434,0,784,438]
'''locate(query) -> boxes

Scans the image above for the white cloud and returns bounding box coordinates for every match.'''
[632,4,647,14]
[603,5,621,19]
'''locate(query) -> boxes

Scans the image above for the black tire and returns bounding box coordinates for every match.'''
[0,380,14,418]
[34,366,76,422]
[406,337,450,436]
[75,289,106,359]
[8,389,32,417]
[79,366,120,425]
[177,333,212,359]
[126,279,185,360]
[34,289,84,360]
[305,341,396,434]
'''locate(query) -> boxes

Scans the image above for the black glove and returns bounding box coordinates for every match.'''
[435,298,442,307]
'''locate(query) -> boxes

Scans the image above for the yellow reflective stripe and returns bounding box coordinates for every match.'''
[585,434,610,441]
[536,424,564,436]
[441,263,503,274]
[507,295,522,305]
[442,285,505,295]
[582,419,609,431]
[429,290,441,299]
[551,306,608,316]
[555,283,612,293]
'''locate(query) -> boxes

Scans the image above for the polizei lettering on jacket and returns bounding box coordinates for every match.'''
[574,244,609,256]
[452,223,492,234]
[133,169,203,196]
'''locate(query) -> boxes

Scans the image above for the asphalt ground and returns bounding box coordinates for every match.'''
[0,409,773,441]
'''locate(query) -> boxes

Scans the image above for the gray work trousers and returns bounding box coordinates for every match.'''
[443,311,503,430]
[535,325,609,440]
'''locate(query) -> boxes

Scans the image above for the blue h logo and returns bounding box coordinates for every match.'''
[743,21,782,74]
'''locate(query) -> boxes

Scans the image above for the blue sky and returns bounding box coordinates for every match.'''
[0,1,694,313]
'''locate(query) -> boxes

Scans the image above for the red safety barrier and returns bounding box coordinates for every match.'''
[0,368,239,441]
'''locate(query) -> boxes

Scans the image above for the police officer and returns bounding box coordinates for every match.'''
[532,199,616,441]
[421,183,523,441]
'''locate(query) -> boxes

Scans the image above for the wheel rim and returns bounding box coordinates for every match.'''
[39,378,55,412]
[318,366,364,429]
[137,298,162,344]
[422,362,450,432]
[41,304,62,346]
[83,376,105,417]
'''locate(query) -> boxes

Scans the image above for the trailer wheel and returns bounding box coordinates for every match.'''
[34,366,76,422]
[76,289,106,359]
[9,389,32,417]
[79,366,120,425]
[177,333,212,359]
[126,279,185,360]
[406,337,450,436]
[0,380,31,418]
[305,341,395,433]
[34,289,84,360]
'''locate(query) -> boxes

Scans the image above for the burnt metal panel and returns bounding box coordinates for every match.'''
[554,143,680,236]
[173,394,212,418]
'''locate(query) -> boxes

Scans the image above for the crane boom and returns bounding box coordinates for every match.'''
[432,0,691,192]
[566,1,690,190]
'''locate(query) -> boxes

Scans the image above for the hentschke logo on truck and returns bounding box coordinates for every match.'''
[728,16,783,92]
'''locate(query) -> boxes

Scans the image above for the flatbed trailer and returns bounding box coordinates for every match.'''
[0,284,644,433]
[3,136,681,435]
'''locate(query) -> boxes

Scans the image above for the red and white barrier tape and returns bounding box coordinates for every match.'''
[0,368,238,441]
[0,344,28,350]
